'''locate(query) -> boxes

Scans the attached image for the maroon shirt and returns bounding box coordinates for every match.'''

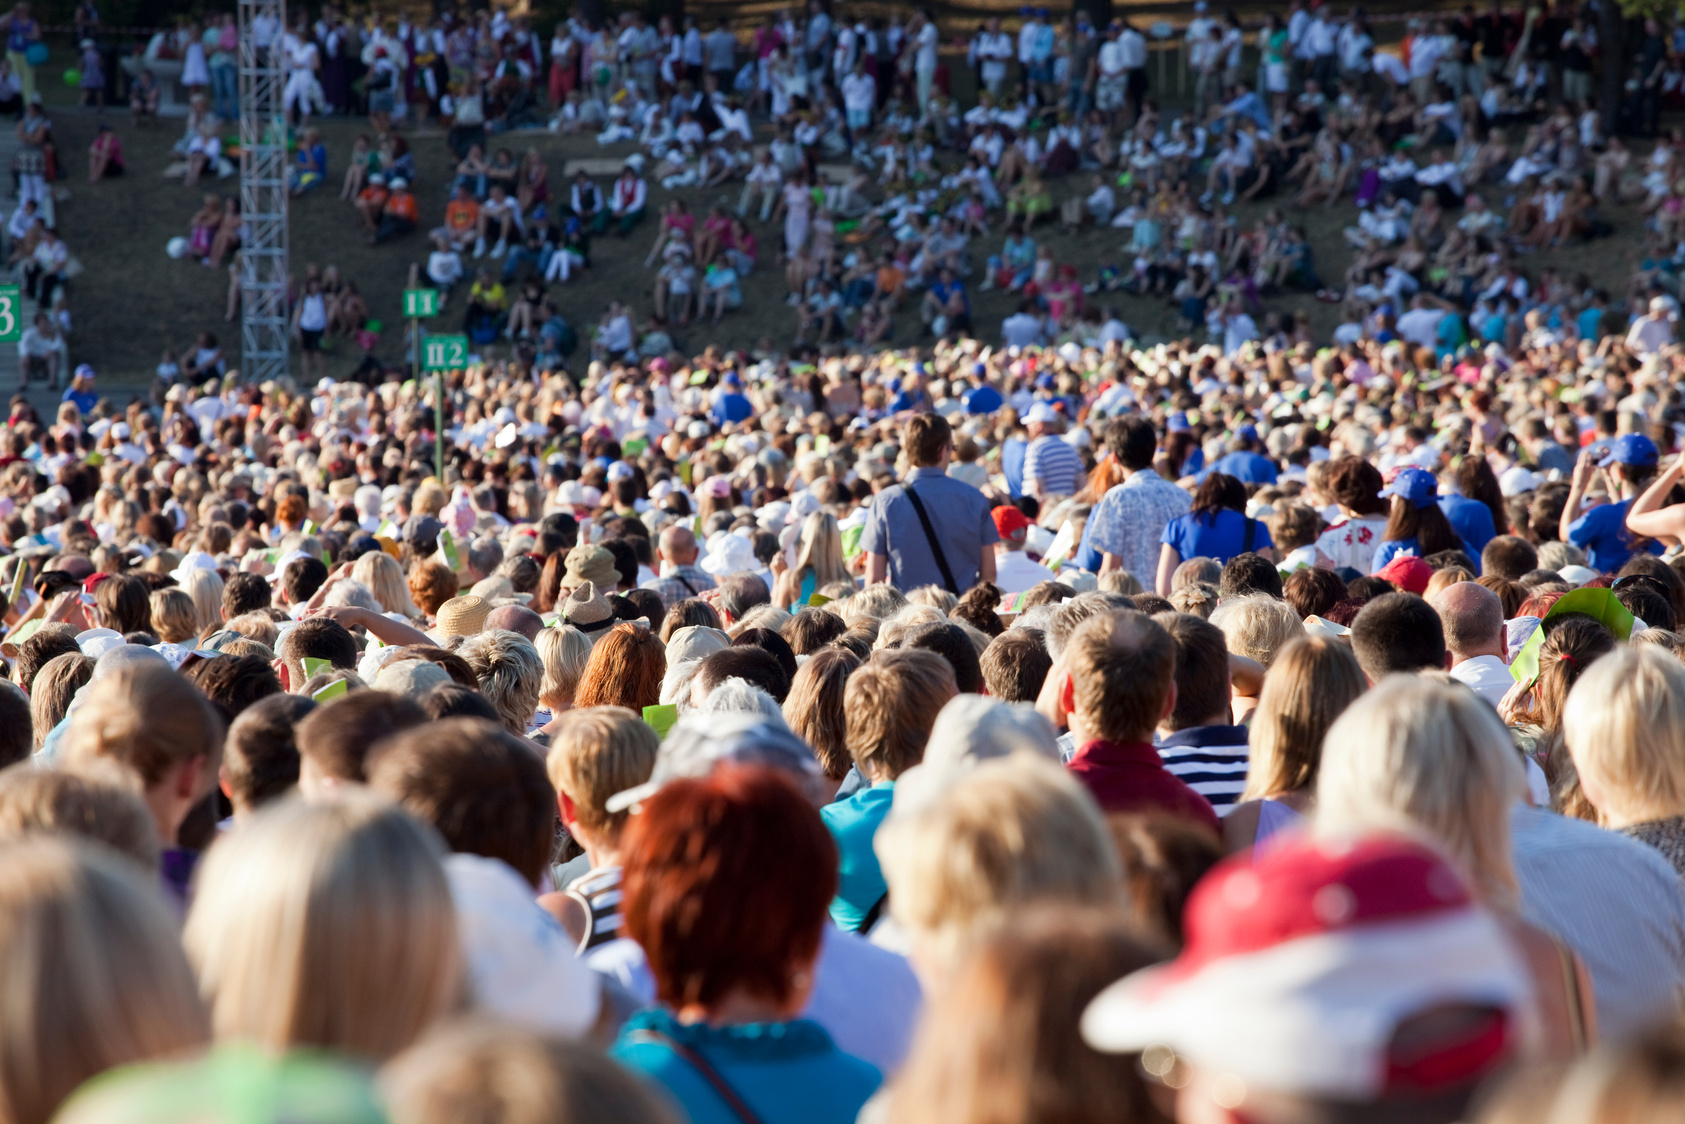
[1067,738,1221,834]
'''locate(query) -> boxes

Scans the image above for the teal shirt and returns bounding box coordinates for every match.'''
[820,782,894,931]
[613,1008,881,1124]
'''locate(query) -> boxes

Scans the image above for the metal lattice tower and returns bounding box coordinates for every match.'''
[237,0,289,383]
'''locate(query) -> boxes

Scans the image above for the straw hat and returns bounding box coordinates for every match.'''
[563,544,620,590]
[373,657,452,698]
[556,581,616,642]
[327,478,358,501]
[435,594,491,639]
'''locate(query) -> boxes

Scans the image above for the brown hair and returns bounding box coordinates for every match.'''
[223,693,313,814]
[0,766,160,871]
[62,662,224,789]
[887,907,1172,1124]
[368,718,558,888]
[1268,502,1321,553]
[1107,813,1224,950]
[573,623,666,712]
[409,560,460,617]
[545,706,659,841]
[11,624,79,693]
[979,630,1053,703]
[1326,457,1388,516]
[94,574,151,635]
[296,690,426,783]
[903,413,954,467]
[781,648,861,780]
[1066,612,1175,743]
[844,648,955,780]
[1283,567,1347,620]
[660,598,724,643]
[27,652,91,752]
[781,607,847,655]
[1243,634,1367,800]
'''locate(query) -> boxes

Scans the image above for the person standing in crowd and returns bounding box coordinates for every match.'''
[863,414,998,595]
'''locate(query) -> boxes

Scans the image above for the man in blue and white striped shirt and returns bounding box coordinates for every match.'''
[1154,613,1251,816]
[1022,401,1085,500]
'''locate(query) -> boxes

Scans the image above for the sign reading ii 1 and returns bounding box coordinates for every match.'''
[423,335,469,371]
[402,288,439,318]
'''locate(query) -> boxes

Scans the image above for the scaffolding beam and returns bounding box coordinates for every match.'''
[237,0,288,384]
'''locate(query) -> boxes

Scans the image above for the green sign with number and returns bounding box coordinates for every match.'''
[0,284,21,343]
[423,335,469,371]
[403,288,439,318]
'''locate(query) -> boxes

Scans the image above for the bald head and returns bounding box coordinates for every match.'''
[484,604,543,641]
[1432,581,1506,662]
[659,524,699,567]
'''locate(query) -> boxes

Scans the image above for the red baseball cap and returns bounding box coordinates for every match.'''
[1377,554,1435,595]
[992,506,1032,539]
[1082,834,1530,1100]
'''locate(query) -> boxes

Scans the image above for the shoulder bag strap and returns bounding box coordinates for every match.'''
[631,1030,766,1124]
[857,891,889,935]
[562,887,597,954]
[899,482,961,594]
[1242,516,1256,554]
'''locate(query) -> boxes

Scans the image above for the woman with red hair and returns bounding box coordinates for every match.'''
[572,623,665,713]
[611,766,881,1124]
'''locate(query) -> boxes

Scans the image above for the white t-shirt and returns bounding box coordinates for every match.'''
[841,71,875,111]
[915,22,938,70]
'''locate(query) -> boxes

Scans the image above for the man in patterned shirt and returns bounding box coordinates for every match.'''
[1089,416,1192,586]
[1021,401,1085,499]
[639,524,716,610]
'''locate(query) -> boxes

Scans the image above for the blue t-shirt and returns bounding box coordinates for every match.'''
[61,387,96,414]
[1568,498,1661,573]
[963,384,1003,414]
[1000,436,1027,498]
[1439,494,1495,565]
[820,783,894,932]
[712,391,753,426]
[1371,537,1420,572]
[1578,306,1604,341]
[1162,508,1274,565]
[1196,450,1278,486]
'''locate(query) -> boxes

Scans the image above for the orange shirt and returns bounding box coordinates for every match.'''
[357,185,388,208]
[384,191,420,222]
[445,197,480,233]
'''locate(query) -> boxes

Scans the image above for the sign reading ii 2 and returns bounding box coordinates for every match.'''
[423,335,469,371]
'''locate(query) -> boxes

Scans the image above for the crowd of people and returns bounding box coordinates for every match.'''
[12,2,1685,1124]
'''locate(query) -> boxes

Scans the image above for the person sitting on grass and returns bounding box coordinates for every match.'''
[354,171,389,234]
[370,177,419,245]
[473,182,520,259]
[86,122,122,182]
[604,163,647,237]
[288,127,327,195]
[129,66,158,123]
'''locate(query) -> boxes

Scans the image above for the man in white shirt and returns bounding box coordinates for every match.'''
[977,17,1013,96]
[990,505,1055,593]
[913,13,938,119]
[840,60,875,135]
[1116,19,1147,116]
[1435,581,1511,707]
[1627,295,1676,356]
[1396,295,1448,349]
[1001,301,1045,348]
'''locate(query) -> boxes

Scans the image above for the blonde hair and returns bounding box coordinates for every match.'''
[874,603,947,650]
[354,550,422,619]
[176,567,225,636]
[383,1020,679,1124]
[0,766,160,870]
[1210,595,1302,667]
[875,755,1121,972]
[1563,647,1685,827]
[1479,1025,1685,1124]
[224,611,279,649]
[536,625,594,711]
[457,630,543,736]
[1242,635,1367,801]
[906,585,959,613]
[0,837,209,1124]
[791,513,851,591]
[184,795,461,1062]
[544,707,658,841]
[1315,674,1525,910]
[842,584,908,627]
[148,589,199,644]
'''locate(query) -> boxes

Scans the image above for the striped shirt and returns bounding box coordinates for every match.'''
[1513,804,1685,1041]
[1156,726,1251,816]
[566,865,625,951]
[1023,434,1085,498]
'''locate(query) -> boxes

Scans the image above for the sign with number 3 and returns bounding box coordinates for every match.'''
[0,284,21,343]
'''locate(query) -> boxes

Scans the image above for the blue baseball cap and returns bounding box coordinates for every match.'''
[1599,433,1659,468]
[1381,467,1439,509]
[1235,424,1260,443]
[1166,414,1190,433]
[722,371,742,388]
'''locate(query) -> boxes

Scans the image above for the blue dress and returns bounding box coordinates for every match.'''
[819,783,893,931]
[613,1008,882,1124]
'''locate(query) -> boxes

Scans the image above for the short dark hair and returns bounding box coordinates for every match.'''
[419,683,502,722]
[223,571,273,618]
[1618,585,1676,632]
[1350,593,1447,681]
[1105,416,1158,472]
[979,629,1052,702]
[368,717,557,889]
[0,683,29,768]
[697,645,791,703]
[282,556,330,604]
[1156,613,1231,731]
[903,412,953,467]
[11,623,79,693]
[296,689,427,783]
[223,693,313,812]
[1481,536,1538,582]
[280,617,360,681]
[731,628,798,689]
[782,608,847,655]
[182,653,282,724]
[1220,553,1283,600]
[903,620,984,694]
[1282,567,1347,620]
